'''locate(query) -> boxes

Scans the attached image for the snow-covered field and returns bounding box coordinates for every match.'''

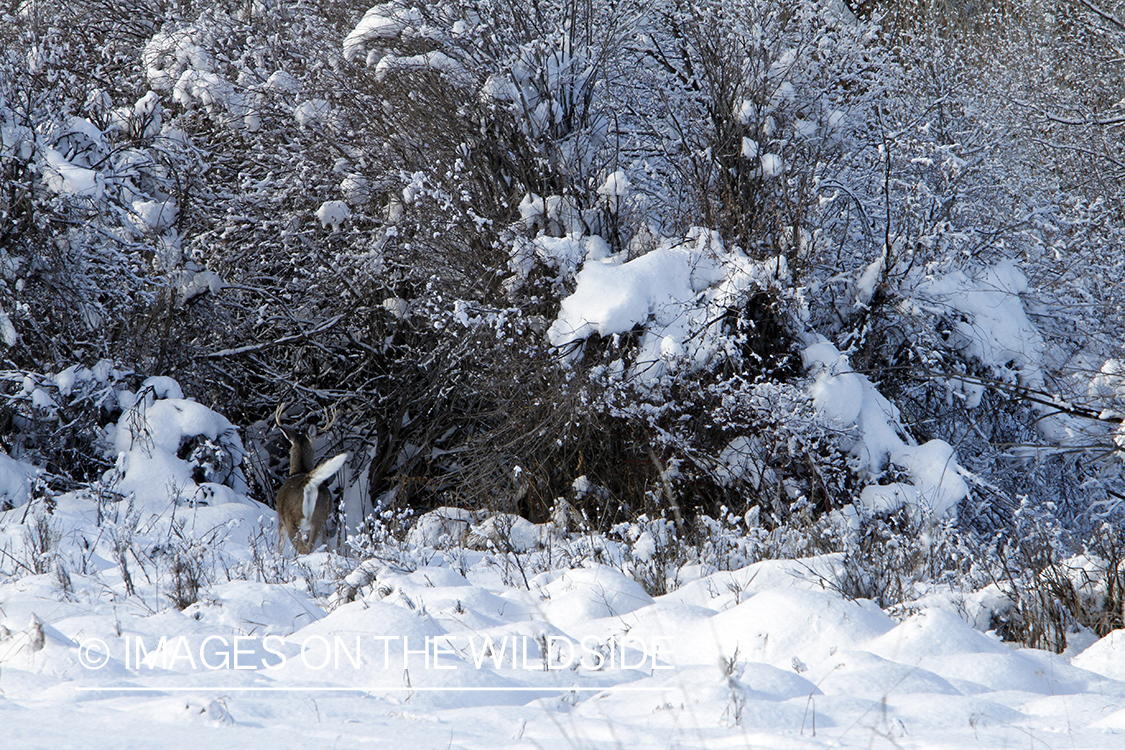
[0,385,1123,749]
[6,532,1125,750]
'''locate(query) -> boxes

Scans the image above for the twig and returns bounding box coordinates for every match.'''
[203,315,344,358]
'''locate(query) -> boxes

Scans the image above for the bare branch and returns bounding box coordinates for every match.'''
[203,315,344,358]
[1074,0,1125,33]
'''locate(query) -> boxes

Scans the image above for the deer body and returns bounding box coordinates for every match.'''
[275,406,347,555]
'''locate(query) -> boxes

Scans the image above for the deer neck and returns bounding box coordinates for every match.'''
[282,427,317,476]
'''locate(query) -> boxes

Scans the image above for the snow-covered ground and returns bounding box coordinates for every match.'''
[3,381,1125,749]
[6,539,1125,749]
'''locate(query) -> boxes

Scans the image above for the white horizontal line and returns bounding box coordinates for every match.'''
[74,685,672,693]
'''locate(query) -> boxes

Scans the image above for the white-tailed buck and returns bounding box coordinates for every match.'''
[274,404,348,555]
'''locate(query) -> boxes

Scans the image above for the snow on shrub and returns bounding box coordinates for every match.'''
[130,198,178,233]
[543,224,1003,519]
[343,3,420,63]
[315,200,351,230]
[915,260,1045,391]
[41,147,104,198]
[596,169,630,212]
[803,338,969,519]
[294,99,332,128]
[0,451,41,509]
[548,229,787,384]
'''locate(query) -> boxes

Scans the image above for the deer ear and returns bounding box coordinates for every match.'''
[307,425,317,440]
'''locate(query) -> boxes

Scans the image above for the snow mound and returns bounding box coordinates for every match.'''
[182,581,324,636]
[870,608,1102,695]
[692,588,894,669]
[1073,630,1125,681]
[106,378,249,508]
[537,565,655,631]
[816,650,961,697]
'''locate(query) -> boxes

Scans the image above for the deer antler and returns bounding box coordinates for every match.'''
[274,401,289,429]
[321,405,339,433]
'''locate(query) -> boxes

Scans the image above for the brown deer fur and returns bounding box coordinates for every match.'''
[275,406,347,554]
